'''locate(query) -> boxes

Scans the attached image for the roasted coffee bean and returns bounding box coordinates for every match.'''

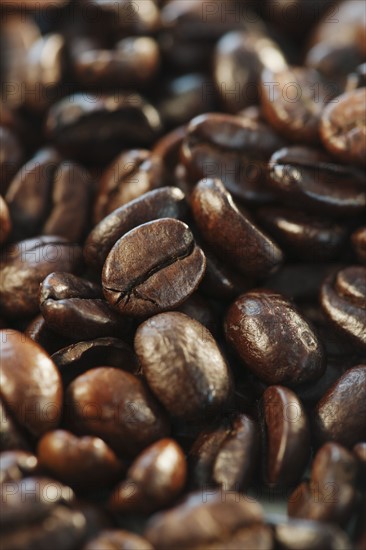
[109,438,186,514]
[181,112,285,204]
[214,31,287,113]
[320,267,366,349]
[313,365,366,447]
[256,207,347,261]
[65,367,170,457]
[267,146,366,217]
[320,88,366,167]
[6,150,93,242]
[25,315,71,355]
[0,127,23,194]
[83,529,154,550]
[190,414,259,492]
[85,187,187,270]
[288,442,358,525]
[271,517,352,550]
[261,67,333,143]
[0,451,38,483]
[225,290,325,385]
[352,227,366,264]
[0,236,83,318]
[51,337,138,385]
[144,491,265,550]
[0,196,11,246]
[191,179,283,278]
[0,330,63,437]
[0,399,29,452]
[102,219,206,317]
[37,430,124,490]
[135,312,232,420]
[39,272,130,341]
[260,386,310,487]
[45,93,162,163]
[94,149,166,223]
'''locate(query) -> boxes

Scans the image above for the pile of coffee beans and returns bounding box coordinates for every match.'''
[1,1,365,548]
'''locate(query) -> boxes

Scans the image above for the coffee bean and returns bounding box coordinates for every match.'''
[0,451,38,483]
[313,365,366,447]
[37,430,124,490]
[134,312,232,420]
[191,178,283,278]
[85,187,187,270]
[0,399,29,452]
[152,125,187,175]
[25,315,71,355]
[271,517,352,550]
[320,88,366,167]
[102,219,206,317]
[352,227,366,264]
[0,196,12,246]
[65,367,170,457]
[83,529,154,550]
[109,438,186,514]
[260,386,310,487]
[225,290,325,385]
[320,267,366,349]
[0,236,83,318]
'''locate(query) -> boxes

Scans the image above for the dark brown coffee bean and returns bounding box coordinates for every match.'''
[83,529,154,550]
[0,451,38,483]
[191,179,283,278]
[39,272,130,341]
[305,42,361,91]
[0,236,83,318]
[256,207,347,261]
[102,219,206,317]
[320,88,366,167]
[94,149,166,223]
[109,438,186,514]
[225,290,325,385]
[0,196,12,246]
[51,337,138,386]
[37,430,124,490]
[320,267,366,349]
[25,315,71,355]
[313,365,366,447]
[190,414,259,492]
[144,491,264,550]
[288,442,358,525]
[45,93,162,163]
[0,399,29,452]
[260,386,310,487]
[134,312,232,420]
[0,330,63,437]
[352,227,366,264]
[0,127,23,194]
[261,67,333,143]
[85,187,187,270]
[181,112,285,205]
[267,146,366,217]
[271,517,351,550]
[65,367,170,457]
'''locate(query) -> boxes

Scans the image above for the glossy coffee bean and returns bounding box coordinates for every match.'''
[65,367,170,457]
[109,438,186,514]
[6,150,93,242]
[135,312,232,420]
[83,529,154,550]
[102,219,206,317]
[261,67,333,143]
[257,207,347,261]
[0,331,62,437]
[37,430,124,490]
[320,267,366,348]
[45,93,162,163]
[260,386,310,487]
[267,146,366,217]
[144,491,265,550]
[39,272,129,341]
[191,179,283,278]
[0,196,12,246]
[313,365,366,447]
[352,227,366,264]
[288,442,358,525]
[94,150,166,223]
[190,414,259,491]
[225,290,325,385]
[85,187,187,270]
[51,337,138,386]
[181,112,285,204]
[0,236,83,318]
[271,517,351,550]
[320,88,366,166]
[0,451,38,483]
